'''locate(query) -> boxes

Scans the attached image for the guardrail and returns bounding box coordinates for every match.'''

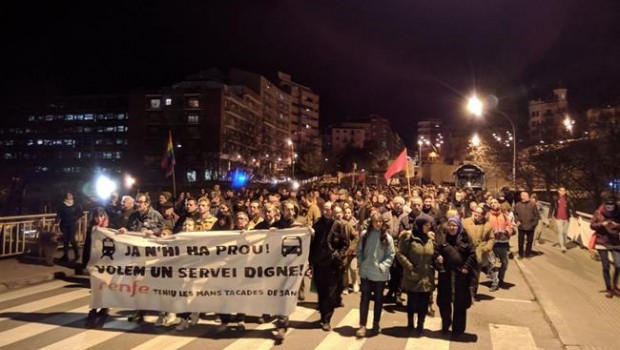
[539,200,594,249]
[0,213,89,258]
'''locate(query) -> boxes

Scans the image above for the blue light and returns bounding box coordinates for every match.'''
[231,169,248,188]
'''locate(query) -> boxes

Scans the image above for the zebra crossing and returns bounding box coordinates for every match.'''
[0,280,544,350]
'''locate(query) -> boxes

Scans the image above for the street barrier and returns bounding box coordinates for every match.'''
[0,213,88,258]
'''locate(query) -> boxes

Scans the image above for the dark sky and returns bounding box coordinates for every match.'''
[3,0,620,145]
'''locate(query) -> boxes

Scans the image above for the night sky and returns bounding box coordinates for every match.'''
[3,0,620,145]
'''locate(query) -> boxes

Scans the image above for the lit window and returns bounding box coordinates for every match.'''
[187,171,197,182]
[165,98,172,106]
[84,114,94,121]
[188,115,199,124]
[150,99,161,109]
[188,98,200,108]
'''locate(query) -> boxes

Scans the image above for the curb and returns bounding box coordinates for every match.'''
[515,259,578,349]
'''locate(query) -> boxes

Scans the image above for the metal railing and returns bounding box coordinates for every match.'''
[0,213,89,258]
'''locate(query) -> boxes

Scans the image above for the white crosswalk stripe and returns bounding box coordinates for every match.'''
[0,306,89,347]
[37,319,141,350]
[221,306,316,350]
[0,280,547,350]
[0,288,89,322]
[404,316,449,350]
[0,280,70,303]
[314,309,371,350]
[489,323,540,350]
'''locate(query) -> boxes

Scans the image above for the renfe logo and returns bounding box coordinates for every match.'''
[98,281,149,297]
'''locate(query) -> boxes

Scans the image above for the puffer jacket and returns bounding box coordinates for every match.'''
[397,231,435,293]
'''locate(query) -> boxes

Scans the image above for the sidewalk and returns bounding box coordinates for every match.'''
[514,225,620,350]
[0,251,76,293]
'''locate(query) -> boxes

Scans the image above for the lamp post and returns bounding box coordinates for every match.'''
[287,139,295,180]
[467,95,517,190]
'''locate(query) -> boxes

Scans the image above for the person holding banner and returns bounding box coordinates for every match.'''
[84,207,111,328]
[120,193,165,237]
[310,202,350,331]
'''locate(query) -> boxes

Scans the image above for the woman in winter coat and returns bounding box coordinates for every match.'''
[435,216,477,337]
[355,212,395,338]
[590,196,620,298]
[397,213,435,335]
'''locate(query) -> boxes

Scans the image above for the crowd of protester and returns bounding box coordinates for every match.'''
[55,181,620,341]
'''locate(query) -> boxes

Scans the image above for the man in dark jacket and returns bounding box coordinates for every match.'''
[309,202,350,332]
[514,190,540,259]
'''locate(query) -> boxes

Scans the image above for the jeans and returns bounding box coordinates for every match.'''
[556,219,569,249]
[518,229,535,257]
[359,278,386,327]
[597,249,620,290]
[491,243,509,288]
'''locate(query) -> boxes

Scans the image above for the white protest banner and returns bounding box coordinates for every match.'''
[88,227,310,316]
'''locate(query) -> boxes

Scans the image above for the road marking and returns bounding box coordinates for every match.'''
[493,297,534,303]
[0,306,89,347]
[221,306,316,350]
[37,320,140,350]
[489,323,539,350]
[0,280,70,303]
[404,316,449,350]
[314,309,370,350]
[0,289,89,321]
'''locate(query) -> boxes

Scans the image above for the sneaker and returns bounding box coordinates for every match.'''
[167,313,178,326]
[155,313,166,327]
[189,312,199,326]
[355,326,366,338]
[176,318,189,331]
[489,285,499,292]
[352,284,360,293]
[321,322,331,331]
[274,327,286,341]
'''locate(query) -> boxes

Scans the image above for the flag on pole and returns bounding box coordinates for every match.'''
[384,148,407,181]
[161,131,176,178]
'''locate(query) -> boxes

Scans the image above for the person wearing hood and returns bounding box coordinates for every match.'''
[590,196,620,298]
[434,216,476,338]
[397,213,435,335]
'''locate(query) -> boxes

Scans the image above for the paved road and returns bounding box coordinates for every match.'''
[2,225,619,350]
[0,267,562,350]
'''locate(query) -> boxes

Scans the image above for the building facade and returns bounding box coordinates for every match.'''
[528,86,570,142]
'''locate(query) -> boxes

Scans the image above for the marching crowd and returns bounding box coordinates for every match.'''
[52,182,620,342]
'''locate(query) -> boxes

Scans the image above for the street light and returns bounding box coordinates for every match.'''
[471,133,481,147]
[287,139,295,180]
[467,95,517,190]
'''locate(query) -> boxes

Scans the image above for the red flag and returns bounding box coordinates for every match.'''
[161,131,176,178]
[356,172,366,184]
[384,148,407,181]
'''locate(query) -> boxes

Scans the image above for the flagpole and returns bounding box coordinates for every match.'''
[405,151,412,198]
[169,130,177,199]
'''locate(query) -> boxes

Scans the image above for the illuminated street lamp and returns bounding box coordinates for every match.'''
[287,139,295,180]
[471,133,481,147]
[467,94,517,190]
[563,114,575,134]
